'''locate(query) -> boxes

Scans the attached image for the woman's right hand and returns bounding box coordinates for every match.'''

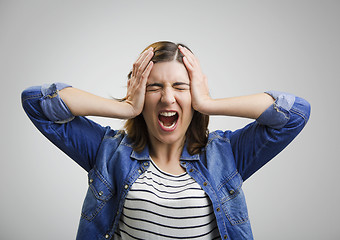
[58,48,154,120]
[124,47,154,118]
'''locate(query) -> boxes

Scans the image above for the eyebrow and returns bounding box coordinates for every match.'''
[146,83,163,88]
[173,82,190,87]
[146,82,190,88]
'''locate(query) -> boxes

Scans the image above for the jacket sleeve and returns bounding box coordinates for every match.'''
[21,83,111,172]
[230,91,311,181]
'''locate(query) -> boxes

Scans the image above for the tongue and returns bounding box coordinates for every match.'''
[159,115,177,126]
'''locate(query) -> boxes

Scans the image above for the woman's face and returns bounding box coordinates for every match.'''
[142,61,194,146]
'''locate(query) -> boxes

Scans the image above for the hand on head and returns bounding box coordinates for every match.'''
[126,44,212,118]
[126,47,154,117]
[178,45,211,114]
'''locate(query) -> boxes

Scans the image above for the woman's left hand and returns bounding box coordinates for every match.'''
[179,45,212,114]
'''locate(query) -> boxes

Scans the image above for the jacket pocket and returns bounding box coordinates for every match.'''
[81,168,114,221]
[219,172,249,225]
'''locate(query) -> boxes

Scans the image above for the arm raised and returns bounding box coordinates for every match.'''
[178,45,274,119]
[59,47,154,119]
[198,93,274,119]
[59,87,135,119]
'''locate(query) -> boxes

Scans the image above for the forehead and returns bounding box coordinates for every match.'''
[148,61,189,83]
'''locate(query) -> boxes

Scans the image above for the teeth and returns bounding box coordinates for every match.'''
[159,112,177,117]
[159,120,177,129]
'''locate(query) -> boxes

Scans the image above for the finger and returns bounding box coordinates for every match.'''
[136,50,154,79]
[182,56,194,72]
[179,46,197,67]
[132,54,144,77]
[178,46,193,70]
[132,47,153,77]
[132,50,149,77]
[140,61,154,86]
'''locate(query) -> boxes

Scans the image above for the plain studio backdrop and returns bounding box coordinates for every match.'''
[1,0,339,239]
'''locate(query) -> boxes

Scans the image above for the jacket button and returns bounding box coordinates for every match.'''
[203,182,207,186]
[229,189,235,195]
[216,207,221,212]
[138,169,142,174]
[89,179,93,183]
[124,184,129,189]
[105,234,110,239]
[224,234,228,239]
[189,169,193,172]
[144,162,149,166]
[98,191,103,196]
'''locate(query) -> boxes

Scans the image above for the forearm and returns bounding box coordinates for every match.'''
[199,93,274,119]
[60,48,154,119]
[59,87,134,119]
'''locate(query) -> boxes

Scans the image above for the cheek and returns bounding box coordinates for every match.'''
[143,94,155,109]
[142,94,157,121]
[177,94,194,120]
[179,93,192,110]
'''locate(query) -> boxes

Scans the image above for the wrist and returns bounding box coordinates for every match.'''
[118,101,141,119]
[193,97,214,115]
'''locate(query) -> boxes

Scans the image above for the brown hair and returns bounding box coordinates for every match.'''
[124,41,209,155]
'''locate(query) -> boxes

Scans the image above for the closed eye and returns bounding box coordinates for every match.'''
[173,82,190,91]
[146,83,162,92]
[146,82,190,92]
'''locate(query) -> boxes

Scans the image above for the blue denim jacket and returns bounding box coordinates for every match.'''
[21,83,310,240]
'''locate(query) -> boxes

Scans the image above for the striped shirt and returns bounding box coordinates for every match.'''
[114,160,220,240]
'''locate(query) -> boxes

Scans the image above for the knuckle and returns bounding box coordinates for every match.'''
[137,68,143,75]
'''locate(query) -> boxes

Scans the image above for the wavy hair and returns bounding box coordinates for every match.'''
[124,41,209,155]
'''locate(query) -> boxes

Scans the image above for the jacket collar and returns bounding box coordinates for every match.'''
[130,142,199,161]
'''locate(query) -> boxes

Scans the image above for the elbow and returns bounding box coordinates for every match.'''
[21,86,42,108]
[292,97,311,126]
[21,86,42,102]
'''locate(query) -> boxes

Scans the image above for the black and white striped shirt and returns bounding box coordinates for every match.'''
[114,160,220,239]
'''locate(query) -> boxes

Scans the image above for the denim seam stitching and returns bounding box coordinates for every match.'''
[209,131,231,144]
[44,90,58,99]
[273,102,289,119]
[219,176,249,226]
[290,107,308,125]
[121,141,133,148]
[93,167,114,196]
[81,200,106,221]
[230,216,250,225]
[206,132,218,145]
[22,93,42,102]
[217,170,239,191]
[112,166,144,234]
[88,184,111,201]
[187,163,228,236]
[223,199,249,226]
[219,173,243,203]
[103,134,122,140]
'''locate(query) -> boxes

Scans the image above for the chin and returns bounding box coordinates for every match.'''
[155,133,186,146]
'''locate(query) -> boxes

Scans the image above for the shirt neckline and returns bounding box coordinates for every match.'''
[149,157,187,178]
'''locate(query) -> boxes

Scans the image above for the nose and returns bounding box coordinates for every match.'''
[161,87,175,105]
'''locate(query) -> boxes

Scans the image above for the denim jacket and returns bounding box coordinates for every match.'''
[21,83,310,240]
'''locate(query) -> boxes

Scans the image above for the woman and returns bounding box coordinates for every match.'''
[22,41,310,239]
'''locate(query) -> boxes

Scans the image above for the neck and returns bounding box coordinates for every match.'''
[148,136,186,175]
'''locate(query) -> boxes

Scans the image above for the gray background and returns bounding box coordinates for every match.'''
[1,0,339,239]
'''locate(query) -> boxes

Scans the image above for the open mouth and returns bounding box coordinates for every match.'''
[158,111,179,131]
